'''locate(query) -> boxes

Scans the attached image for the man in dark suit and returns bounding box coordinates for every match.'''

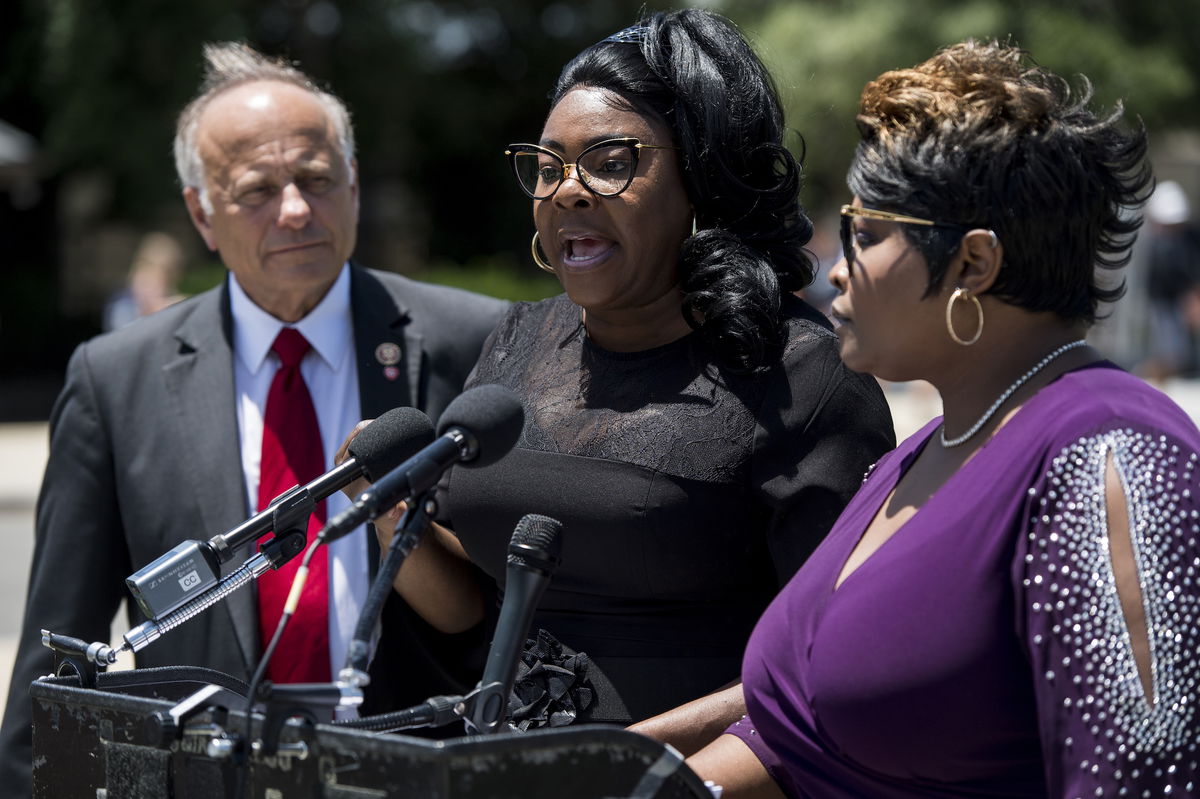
[0,42,506,792]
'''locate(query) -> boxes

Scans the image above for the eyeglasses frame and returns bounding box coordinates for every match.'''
[504,137,679,200]
[839,204,969,276]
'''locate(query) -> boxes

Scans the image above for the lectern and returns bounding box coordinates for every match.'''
[30,668,712,798]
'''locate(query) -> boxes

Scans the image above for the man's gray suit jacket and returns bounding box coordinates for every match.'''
[0,264,508,791]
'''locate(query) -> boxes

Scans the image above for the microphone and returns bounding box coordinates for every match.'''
[467,513,563,735]
[321,384,524,542]
[125,406,435,621]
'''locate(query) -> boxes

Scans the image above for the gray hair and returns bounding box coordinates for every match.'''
[173,42,356,214]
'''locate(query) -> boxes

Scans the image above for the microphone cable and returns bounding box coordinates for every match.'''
[236,535,322,799]
[245,535,322,710]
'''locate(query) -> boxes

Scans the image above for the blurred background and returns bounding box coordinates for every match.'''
[2,0,1198,420]
[0,0,1198,711]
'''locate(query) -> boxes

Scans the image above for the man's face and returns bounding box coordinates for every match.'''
[184,80,359,322]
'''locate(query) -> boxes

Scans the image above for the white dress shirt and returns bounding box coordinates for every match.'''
[229,264,368,680]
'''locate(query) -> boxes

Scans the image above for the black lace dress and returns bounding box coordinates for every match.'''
[443,293,895,722]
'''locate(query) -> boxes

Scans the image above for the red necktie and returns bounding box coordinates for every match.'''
[256,327,331,683]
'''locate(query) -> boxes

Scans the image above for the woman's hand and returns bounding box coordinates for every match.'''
[334,419,373,500]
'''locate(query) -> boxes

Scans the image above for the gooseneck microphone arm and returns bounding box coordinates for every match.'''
[122,521,306,655]
[78,522,311,664]
[123,553,269,655]
[47,540,293,667]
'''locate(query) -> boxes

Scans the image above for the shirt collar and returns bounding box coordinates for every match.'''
[229,264,354,374]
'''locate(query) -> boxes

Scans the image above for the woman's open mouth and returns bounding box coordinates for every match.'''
[560,235,617,271]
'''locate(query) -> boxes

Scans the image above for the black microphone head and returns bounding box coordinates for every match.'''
[436,384,524,467]
[347,407,435,481]
[507,514,562,574]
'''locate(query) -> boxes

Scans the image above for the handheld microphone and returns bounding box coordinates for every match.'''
[125,406,435,621]
[467,513,563,735]
[322,384,524,543]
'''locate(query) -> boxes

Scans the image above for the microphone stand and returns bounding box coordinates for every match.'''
[242,492,437,759]
[339,490,436,687]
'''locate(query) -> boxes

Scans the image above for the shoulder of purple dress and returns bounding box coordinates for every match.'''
[1028,363,1198,444]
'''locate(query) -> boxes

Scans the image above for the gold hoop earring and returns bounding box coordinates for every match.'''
[531,232,555,274]
[946,287,983,346]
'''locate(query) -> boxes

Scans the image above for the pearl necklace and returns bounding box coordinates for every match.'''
[940,339,1088,448]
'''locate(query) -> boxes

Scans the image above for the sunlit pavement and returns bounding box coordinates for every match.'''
[0,378,1197,717]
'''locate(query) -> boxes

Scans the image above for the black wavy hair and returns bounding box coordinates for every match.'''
[847,39,1151,323]
[552,9,815,374]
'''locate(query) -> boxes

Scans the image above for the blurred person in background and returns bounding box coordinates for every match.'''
[795,210,840,318]
[682,40,1200,798]
[1140,179,1200,380]
[0,41,505,794]
[102,231,188,331]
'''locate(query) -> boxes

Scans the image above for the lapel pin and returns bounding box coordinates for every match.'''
[375,342,402,381]
[375,342,401,365]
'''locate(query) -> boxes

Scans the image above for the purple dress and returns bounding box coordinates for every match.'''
[732,364,1200,798]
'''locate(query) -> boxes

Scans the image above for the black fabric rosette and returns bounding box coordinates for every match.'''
[506,629,595,731]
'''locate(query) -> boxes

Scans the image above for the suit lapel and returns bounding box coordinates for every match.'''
[161,282,259,673]
[350,265,418,419]
[349,266,417,577]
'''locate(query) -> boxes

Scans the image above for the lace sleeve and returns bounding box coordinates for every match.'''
[1016,428,1200,798]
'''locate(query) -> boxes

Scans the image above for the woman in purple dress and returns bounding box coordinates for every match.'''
[680,40,1200,797]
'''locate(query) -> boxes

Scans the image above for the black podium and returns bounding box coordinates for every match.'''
[30,668,712,798]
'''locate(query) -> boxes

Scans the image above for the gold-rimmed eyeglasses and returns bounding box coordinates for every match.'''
[505,137,678,200]
[839,204,966,276]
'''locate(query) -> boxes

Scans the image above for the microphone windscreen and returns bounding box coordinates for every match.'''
[508,513,563,572]
[348,407,436,481]
[436,384,525,467]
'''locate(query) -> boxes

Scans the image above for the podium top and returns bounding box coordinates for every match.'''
[31,671,714,798]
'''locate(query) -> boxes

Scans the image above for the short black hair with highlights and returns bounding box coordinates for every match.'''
[848,39,1151,323]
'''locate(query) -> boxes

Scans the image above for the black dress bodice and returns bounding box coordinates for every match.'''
[444,293,895,721]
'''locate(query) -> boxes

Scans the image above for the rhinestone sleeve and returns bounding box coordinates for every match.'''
[1019,428,1200,798]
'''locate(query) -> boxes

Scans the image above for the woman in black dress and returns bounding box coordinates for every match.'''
[376,9,894,736]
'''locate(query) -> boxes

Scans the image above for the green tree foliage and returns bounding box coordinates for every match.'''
[730,0,1197,212]
[0,0,1196,388]
[5,0,1196,268]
